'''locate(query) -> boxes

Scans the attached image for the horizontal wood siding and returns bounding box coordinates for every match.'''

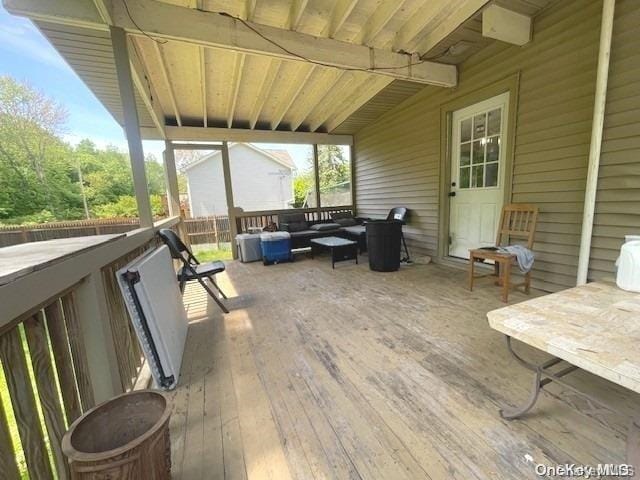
[589,0,640,280]
[353,0,635,291]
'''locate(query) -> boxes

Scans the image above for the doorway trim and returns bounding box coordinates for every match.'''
[437,72,521,261]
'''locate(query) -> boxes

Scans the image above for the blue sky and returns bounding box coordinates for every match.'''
[0,4,165,160]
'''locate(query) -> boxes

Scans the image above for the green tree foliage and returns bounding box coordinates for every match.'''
[94,194,165,218]
[292,145,350,207]
[0,76,169,224]
[317,144,350,191]
[0,76,83,219]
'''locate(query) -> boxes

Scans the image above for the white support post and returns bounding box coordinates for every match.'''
[220,142,238,259]
[75,271,122,403]
[313,144,322,216]
[576,0,615,285]
[110,25,154,228]
[163,142,180,217]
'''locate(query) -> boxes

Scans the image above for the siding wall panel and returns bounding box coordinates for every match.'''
[353,0,637,291]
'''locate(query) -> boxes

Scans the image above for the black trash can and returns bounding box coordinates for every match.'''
[366,220,402,272]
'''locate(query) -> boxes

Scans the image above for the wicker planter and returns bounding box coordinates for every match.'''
[62,390,171,479]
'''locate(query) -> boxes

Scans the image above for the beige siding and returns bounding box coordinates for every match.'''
[354,0,638,292]
[589,0,640,280]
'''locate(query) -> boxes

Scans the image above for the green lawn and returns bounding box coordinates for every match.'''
[192,243,233,262]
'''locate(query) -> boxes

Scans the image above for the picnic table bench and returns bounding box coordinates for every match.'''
[487,281,640,466]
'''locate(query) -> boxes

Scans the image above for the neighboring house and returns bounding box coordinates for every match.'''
[184,143,295,217]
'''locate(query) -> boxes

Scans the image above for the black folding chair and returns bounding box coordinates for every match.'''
[386,207,411,263]
[157,229,229,314]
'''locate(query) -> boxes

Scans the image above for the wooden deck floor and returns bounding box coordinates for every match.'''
[171,256,639,480]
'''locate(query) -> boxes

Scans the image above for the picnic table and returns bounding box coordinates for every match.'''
[487,281,640,465]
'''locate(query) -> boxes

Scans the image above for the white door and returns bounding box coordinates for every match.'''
[449,92,509,259]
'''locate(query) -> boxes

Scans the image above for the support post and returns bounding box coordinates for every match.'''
[576,0,615,285]
[75,271,122,403]
[313,144,322,218]
[110,26,153,228]
[163,142,180,217]
[221,142,238,259]
[350,143,357,215]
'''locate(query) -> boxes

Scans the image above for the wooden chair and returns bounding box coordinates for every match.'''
[468,204,539,302]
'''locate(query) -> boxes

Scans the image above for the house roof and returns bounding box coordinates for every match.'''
[182,143,295,172]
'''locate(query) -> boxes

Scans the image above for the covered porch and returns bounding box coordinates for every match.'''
[174,259,638,479]
[1,0,639,478]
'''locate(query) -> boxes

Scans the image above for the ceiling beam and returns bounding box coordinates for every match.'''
[288,0,309,30]
[414,0,489,55]
[152,42,182,127]
[356,0,405,46]
[324,76,392,132]
[482,5,532,46]
[199,47,207,127]
[128,39,166,138]
[109,0,456,86]
[141,126,353,145]
[324,0,359,38]
[289,70,343,131]
[271,65,316,130]
[249,59,281,129]
[227,53,246,128]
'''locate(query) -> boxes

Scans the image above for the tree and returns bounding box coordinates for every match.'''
[317,145,350,191]
[0,76,82,219]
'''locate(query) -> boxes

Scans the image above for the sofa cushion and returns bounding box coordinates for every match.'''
[343,225,366,236]
[289,229,322,238]
[279,212,309,232]
[334,217,357,227]
[286,221,309,232]
[310,222,341,231]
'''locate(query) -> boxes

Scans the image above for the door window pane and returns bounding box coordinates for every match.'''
[318,145,352,207]
[472,140,484,165]
[487,108,501,136]
[485,163,498,187]
[473,114,486,139]
[471,165,484,188]
[460,118,472,142]
[486,136,500,162]
[459,166,470,188]
[460,143,471,166]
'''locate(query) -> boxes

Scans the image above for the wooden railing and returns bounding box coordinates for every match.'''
[0,216,227,248]
[235,205,354,234]
[0,215,182,479]
[0,217,142,247]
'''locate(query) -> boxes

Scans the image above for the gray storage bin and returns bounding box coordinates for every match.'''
[236,233,262,262]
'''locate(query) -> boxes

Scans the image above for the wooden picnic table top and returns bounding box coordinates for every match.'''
[487,281,640,394]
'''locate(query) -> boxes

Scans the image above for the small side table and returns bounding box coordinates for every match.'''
[310,237,358,269]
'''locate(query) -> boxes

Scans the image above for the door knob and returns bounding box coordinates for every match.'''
[448,192,456,197]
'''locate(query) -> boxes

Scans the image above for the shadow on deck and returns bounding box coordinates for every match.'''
[170,255,639,480]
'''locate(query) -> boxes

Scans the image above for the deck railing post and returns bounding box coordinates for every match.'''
[74,270,122,404]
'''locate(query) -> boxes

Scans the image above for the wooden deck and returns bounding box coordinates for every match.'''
[171,257,639,480]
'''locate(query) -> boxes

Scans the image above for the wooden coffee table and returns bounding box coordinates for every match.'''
[310,236,358,269]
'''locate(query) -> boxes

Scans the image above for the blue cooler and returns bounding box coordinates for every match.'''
[260,232,293,265]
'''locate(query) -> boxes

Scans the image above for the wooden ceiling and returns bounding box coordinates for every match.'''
[17,0,554,139]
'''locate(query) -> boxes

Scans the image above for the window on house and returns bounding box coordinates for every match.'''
[458,107,502,189]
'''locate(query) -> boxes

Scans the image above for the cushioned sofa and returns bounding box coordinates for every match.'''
[278,212,367,251]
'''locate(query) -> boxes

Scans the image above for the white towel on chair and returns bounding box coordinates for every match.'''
[497,245,535,273]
